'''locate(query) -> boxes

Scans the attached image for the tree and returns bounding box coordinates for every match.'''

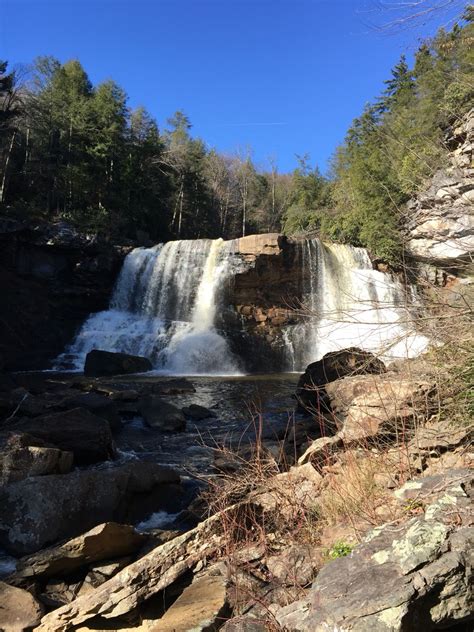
[0,60,21,203]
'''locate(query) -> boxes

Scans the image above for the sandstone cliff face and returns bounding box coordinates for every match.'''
[217,234,306,371]
[405,109,474,274]
[0,218,127,371]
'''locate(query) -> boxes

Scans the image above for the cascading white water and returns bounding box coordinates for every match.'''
[55,235,429,375]
[55,239,240,374]
[285,239,429,368]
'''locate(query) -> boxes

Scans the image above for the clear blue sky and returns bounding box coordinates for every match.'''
[2,0,463,173]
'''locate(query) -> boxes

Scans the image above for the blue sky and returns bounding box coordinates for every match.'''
[2,0,463,173]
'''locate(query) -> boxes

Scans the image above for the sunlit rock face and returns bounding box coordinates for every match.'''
[56,232,428,374]
[405,109,474,272]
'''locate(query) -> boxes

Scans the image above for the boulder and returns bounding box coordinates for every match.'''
[0,434,73,485]
[266,545,317,587]
[295,348,386,415]
[150,569,229,631]
[139,396,186,432]
[236,233,284,257]
[181,404,216,420]
[326,373,435,442]
[55,392,121,431]
[0,582,44,632]
[84,350,152,377]
[0,462,179,555]
[9,407,116,465]
[10,522,147,582]
[276,470,473,631]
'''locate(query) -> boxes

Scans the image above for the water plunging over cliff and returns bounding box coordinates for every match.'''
[56,239,241,374]
[284,239,428,369]
[56,235,428,374]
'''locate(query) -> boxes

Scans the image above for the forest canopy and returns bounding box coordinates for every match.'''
[0,9,472,263]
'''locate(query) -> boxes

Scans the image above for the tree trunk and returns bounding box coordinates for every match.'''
[0,130,16,204]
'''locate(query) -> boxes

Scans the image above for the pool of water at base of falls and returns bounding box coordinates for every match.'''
[111,372,301,474]
[0,372,302,575]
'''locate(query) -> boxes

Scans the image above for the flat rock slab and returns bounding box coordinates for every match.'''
[150,570,228,632]
[0,581,44,631]
[10,522,147,582]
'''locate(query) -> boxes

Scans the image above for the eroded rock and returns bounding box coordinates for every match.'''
[276,470,473,631]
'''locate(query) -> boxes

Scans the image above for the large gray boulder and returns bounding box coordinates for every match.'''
[84,349,152,377]
[0,462,179,555]
[9,407,116,465]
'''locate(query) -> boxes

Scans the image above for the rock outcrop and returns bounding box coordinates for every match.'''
[276,470,473,631]
[0,581,44,631]
[0,218,128,371]
[295,348,386,415]
[405,109,474,272]
[8,407,116,465]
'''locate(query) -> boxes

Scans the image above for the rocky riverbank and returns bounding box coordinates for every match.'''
[0,345,472,631]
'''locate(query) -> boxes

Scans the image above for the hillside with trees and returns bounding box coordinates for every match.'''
[0,8,472,262]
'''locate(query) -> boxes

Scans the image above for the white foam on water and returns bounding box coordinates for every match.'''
[136,511,180,532]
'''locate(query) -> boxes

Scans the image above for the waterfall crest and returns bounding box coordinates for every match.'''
[55,236,429,374]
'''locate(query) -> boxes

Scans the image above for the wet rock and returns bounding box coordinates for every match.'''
[9,407,116,465]
[0,434,73,485]
[10,523,147,582]
[139,396,186,432]
[150,569,229,631]
[0,462,179,555]
[0,581,44,631]
[295,348,386,415]
[152,378,196,395]
[181,404,216,420]
[84,349,152,377]
[276,470,474,631]
[55,392,121,431]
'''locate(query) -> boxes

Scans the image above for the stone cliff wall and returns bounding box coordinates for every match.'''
[0,219,127,371]
[405,109,474,276]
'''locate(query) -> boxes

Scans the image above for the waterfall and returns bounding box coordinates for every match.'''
[55,239,240,374]
[286,239,429,368]
[55,235,429,375]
